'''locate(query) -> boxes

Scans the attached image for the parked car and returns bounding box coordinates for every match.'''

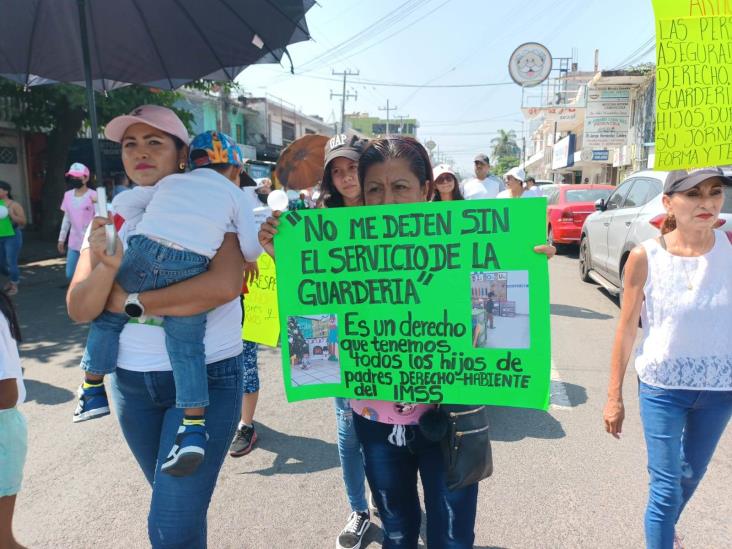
[546,184,614,251]
[578,169,732,304]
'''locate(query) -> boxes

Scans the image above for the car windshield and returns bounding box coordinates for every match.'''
[565,189,613,203]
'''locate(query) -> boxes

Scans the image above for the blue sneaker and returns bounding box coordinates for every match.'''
[161,424,208,477]
[73,384,110,423]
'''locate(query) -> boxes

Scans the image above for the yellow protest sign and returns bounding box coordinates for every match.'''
[654,2,732,169]
[242,254,280,347]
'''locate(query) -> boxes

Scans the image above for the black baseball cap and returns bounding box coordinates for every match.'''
[474,153,490,165]
[324,132,369,168]
[664,167,732,194]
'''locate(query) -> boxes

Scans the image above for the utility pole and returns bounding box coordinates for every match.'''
[379,100,398,135]
[330,69,359,133]
[394,114,412,135]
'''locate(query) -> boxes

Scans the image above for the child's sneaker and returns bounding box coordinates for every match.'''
[229,424,257,457]
[161,423,208,477]
[73,383,111,423]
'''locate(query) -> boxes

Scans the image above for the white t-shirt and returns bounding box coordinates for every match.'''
[462,177,500,200]
[0,314,24,405]
[114,168,262,261]
[496,190,531,199]
[81,208,244,374]
[523,187,542,197]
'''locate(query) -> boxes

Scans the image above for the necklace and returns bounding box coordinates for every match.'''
[679,258,698,291]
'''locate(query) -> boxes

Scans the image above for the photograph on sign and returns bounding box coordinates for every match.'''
[288,314,341,387]
[508,42,552,87]
[471,270,530,350]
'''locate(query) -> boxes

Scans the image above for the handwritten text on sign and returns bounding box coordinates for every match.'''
[274,200,552,410]
[655,13,732,169]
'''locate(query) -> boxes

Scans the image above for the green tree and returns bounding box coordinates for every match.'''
[0,82,209,238]
[493,156,520,177]
[491,129,520,160]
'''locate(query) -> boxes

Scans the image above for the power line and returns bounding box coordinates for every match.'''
[296,73,515,88]
[330,69,359,133]
[378,99,398,135]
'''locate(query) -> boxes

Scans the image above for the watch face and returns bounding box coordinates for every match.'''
[125,303,143,318]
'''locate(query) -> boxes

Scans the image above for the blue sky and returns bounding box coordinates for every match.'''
[239,0,656,173]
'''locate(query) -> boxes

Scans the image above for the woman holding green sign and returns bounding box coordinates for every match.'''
[258,135,555,548]
[0,181,27,296]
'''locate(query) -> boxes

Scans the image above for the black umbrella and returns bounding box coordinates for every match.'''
[0,0,316,178]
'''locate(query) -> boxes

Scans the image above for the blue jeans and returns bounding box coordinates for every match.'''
[66,248,80,280]
[0,228,22,283]
[639,381,732,549]
[353,413,478,549]
[109,354,244,549]
[334,398,368,513]
[83,235,210,408]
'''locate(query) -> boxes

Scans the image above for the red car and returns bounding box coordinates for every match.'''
[546,184,614,250]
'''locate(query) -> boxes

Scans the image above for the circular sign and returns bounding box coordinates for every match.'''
[425,140,436,151]
[0,206,8,219]
[508,43,552,88]
[267,189,289,211]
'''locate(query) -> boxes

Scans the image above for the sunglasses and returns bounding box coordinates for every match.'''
[436,175,455,183]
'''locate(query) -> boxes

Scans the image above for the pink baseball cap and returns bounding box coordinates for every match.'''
[65,162,90,178]
[105,104,190,145]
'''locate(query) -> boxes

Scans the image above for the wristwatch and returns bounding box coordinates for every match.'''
[124,293,145,318]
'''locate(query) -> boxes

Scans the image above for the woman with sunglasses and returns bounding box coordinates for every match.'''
[58,162,97,280]
[431,164,464,201]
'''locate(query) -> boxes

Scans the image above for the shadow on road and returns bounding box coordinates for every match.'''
[24,378,75,405]
[487,406,566,441]
[237,422,341,476]
[550,303,613,320]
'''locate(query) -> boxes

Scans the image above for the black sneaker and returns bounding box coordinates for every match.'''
[229,424,258,457]
[336,511,370,549]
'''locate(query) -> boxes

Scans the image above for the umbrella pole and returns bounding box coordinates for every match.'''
[76,0,104,186]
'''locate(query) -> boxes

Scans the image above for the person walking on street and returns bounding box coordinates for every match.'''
[462,154,501,200]
[431,164,463,201]
[497,167,526,199]
[67,105,249,547]
[524,176,542,197]
[58,163,97,281]
[603,168,732,549]
[0,181,27,296]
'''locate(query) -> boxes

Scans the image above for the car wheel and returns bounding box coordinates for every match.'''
[579,236,592,282]
[548,226,565,255]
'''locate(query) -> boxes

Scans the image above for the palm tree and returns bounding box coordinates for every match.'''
[491,129,521,159]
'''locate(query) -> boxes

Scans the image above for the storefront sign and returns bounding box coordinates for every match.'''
[583,88,631,148]
[273,200,552,410]
[552,134,576,169]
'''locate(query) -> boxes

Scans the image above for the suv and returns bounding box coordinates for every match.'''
[578,170,732,304]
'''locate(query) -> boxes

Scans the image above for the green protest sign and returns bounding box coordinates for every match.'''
[274,199,551,411]
[653,1,732,169]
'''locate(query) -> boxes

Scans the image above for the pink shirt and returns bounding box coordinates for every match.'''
[60,189,97,251]
[351,400,434,426]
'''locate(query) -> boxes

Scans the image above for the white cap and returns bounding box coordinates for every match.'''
[505,166,525,182]
[433,163,457,181]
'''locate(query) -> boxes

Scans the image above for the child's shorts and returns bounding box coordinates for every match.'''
[0,407,28,497]
[242,340,260,395]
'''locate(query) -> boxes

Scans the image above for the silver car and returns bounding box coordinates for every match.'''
[578,169,732,304]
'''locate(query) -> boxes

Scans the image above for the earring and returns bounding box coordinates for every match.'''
[179,161,186,171]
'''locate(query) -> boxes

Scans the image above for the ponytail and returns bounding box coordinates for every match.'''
[0,290,21,341]
[661,214,676,235]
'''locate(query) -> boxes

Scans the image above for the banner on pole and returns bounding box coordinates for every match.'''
[274,200,552,410]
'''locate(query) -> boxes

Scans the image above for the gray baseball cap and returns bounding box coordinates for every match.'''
[474,153,490,165]
[664,167,732,194]
[324,132,369,168]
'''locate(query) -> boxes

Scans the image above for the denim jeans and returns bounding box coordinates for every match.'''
[639,381,732,549]
[66,248,80,280]
[0,229,23,284]
[83,235,210,408]
[109,354,244,549]
[353,413,478,549]
[334,398,368,513]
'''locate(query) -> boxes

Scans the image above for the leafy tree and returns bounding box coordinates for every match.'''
[0,81,229,238]
[491,129,520,160]
[493,156,520,177]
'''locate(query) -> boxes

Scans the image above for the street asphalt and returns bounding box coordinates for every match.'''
[12,251,731,548]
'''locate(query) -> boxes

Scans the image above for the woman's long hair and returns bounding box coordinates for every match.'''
[0,180,14,200]
[0,290,21,341]
[432,175,464,201]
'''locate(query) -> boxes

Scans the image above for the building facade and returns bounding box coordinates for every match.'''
[345,112,418,138]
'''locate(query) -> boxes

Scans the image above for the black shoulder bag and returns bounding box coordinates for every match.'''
[419,404,493,491]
